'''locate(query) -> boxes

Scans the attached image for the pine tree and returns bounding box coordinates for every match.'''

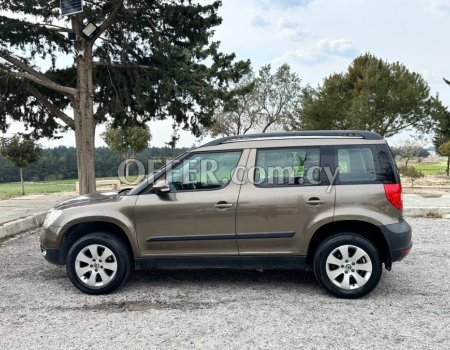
[0,1,250,193]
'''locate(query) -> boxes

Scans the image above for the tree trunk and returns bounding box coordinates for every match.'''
[125,160,130,179]
[447,156,450,177]
[74,38,96,194]
[19,167,24,195]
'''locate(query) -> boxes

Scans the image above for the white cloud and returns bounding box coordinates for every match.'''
[249,13,271,27]
[317,38,355,55]
[427,0,450,14]
[257,0,314,10]
[278,18,309,41]
[273,38,357,64]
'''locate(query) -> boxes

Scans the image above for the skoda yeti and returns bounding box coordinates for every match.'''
[40,130,412,298]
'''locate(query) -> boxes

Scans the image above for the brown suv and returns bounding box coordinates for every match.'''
[40,130,412,298]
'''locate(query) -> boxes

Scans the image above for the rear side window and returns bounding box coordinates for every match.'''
[336,145,397,184]
[255,147,321,187]
[338,148,376,182]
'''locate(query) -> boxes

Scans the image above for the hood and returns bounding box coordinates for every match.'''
[54,191,123,210]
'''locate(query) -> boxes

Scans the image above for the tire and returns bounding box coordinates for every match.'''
[66,233,131,295]
[313,233,382,299]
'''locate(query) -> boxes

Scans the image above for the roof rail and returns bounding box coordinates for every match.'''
[200,130,383,147]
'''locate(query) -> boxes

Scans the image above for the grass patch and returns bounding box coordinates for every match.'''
[396,161,448,175]
[0,180,76,199]
[413,162,447,175]
[0,177,120,199]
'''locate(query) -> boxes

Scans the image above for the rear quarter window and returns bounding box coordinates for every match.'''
[336,144,397,184]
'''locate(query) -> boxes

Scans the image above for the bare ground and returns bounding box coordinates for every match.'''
[0,218,449,350]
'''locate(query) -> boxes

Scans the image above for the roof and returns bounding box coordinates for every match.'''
[200,130,383,148]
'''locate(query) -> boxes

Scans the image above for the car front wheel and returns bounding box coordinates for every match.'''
[313,233,382,299]
[66,233,131,295]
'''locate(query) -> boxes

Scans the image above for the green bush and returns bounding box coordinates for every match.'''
[399,165,424,187]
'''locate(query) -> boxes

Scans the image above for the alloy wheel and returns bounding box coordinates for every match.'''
[325,244,373,290]
[75,244,118,287]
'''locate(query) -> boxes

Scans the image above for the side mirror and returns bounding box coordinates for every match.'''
[153,180,171,194]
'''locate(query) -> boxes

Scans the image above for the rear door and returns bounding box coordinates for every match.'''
[235,146,335,257]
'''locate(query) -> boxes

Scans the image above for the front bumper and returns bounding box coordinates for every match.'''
[379,220,412,268]
[40,226,65,265]
[40,245,65,265]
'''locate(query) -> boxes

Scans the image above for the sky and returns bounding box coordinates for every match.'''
[3,0,450,148]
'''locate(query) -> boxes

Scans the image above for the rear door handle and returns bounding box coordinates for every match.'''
[306,197,325,205]
[214,201,233,209]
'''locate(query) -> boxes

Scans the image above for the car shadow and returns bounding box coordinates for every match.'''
[128,269,318,287]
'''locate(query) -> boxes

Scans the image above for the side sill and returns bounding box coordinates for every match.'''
[135,255,307,270]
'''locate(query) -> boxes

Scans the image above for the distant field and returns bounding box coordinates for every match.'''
[0,178,120,199]
[395,159,447,175]
[410,161,448,175]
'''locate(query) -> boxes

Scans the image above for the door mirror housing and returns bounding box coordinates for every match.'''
[153,180,171,194]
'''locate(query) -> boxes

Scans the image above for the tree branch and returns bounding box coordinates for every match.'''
[34,23,74,33]
[94,104,112,121]
[93,61,157,70]
[1,51,53,83]
[0,65,77,97]
[43,26,73,33]
[92,0,124,41]
[28,86,75,129]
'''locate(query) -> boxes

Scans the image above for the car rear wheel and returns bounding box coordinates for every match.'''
[66,233,131,295]
[313,233,382,299]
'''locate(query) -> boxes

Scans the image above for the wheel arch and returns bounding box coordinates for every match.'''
[306,220,392,269]
[60,221,136,263]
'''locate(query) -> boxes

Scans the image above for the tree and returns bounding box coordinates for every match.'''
[418,149,430,159]
[101,123,151,178]
[0,135,42,195]
[0,1,250,194]
[256,64,302,133]
[433,103,450,174]
[290,53,445,137]
[435,79,450,175]
[396,140,423,167]
[438,141,450,176]
[208,64,302,136]
[399,165,424,188]
[207,71,257,137]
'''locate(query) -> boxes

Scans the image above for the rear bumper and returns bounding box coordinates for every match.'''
[379,220,412,268]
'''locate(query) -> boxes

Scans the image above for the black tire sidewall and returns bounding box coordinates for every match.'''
[314,233,382,299]
[66,233,131,295]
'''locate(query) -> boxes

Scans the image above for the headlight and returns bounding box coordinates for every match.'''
[43,209,63,229]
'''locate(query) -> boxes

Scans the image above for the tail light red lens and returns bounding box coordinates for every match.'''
[384,183,403,211]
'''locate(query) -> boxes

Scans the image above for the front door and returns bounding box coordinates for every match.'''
[135,149,249,256]
[236,147,335,257]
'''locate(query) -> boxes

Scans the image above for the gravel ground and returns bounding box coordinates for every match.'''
[0,218,449,350]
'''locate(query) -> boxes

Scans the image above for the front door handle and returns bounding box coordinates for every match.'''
[306,197,325,205]
[214,201,233,209]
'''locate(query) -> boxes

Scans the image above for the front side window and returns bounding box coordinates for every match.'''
[255,148,321,187]
[337,147,376,182]
[166,151,242,192]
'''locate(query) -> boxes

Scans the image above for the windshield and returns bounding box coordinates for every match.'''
[126,151,190,196]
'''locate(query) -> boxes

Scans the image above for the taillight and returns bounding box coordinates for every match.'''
[384,183,403,211]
